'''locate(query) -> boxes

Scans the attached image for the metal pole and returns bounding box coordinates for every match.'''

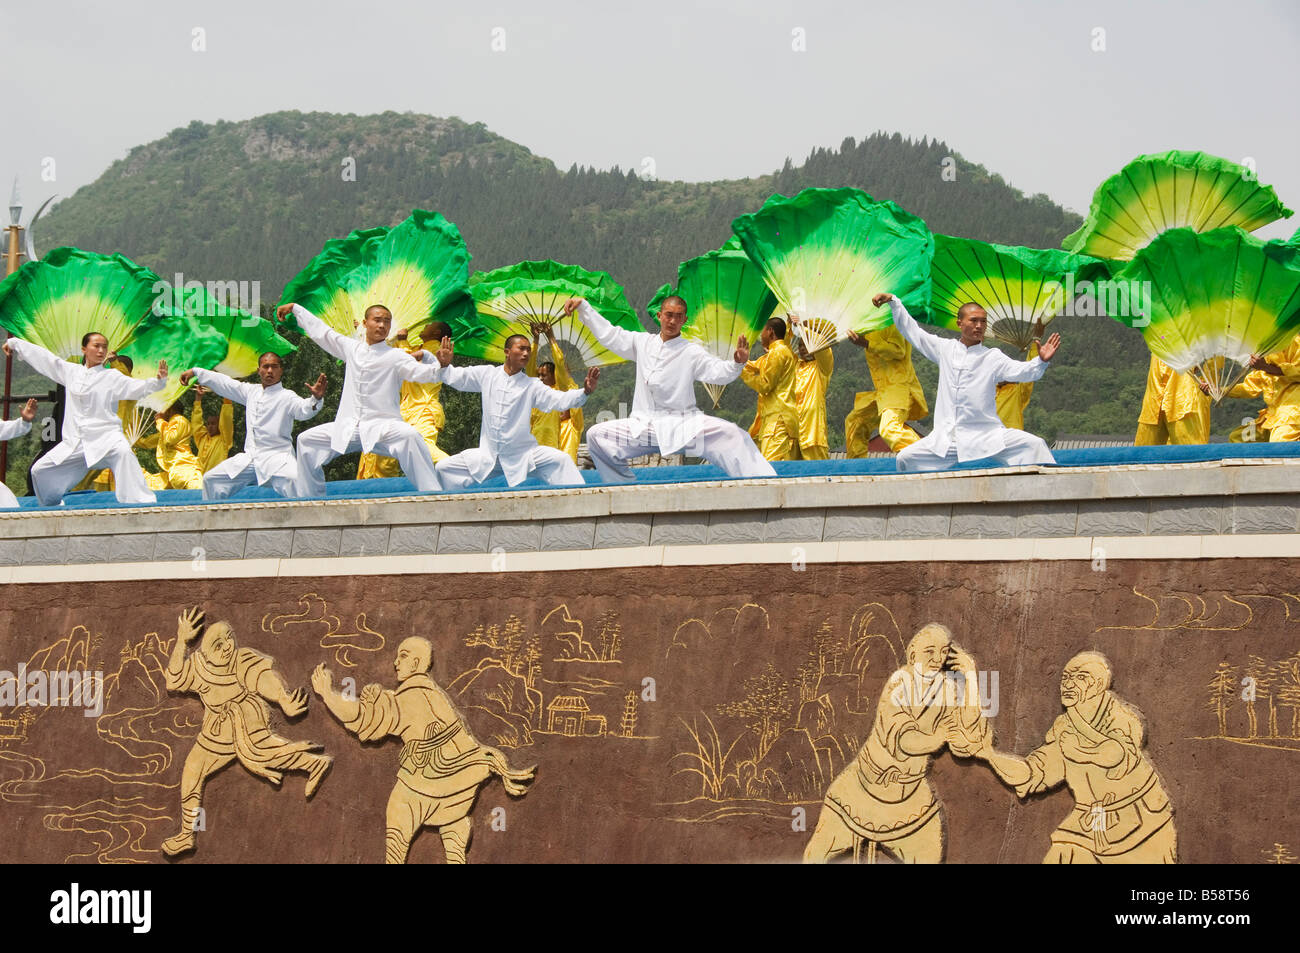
[1,224,22,480]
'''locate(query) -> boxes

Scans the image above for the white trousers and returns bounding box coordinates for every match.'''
[0,483,18,508]
[586,417,776,484]
[295,421,440,497]
[30,439,157,506]
[436,446,583,491]
[896,431,1055,473]
[202,454,297,501]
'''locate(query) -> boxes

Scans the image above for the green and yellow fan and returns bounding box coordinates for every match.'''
[278,209,476,339]
[0,246,161,358]
[459,260,641,366]
[731,188,933,352]
[1103,227,1300,399]
[147,284,293,380]
[646,237,777,407]
[927,235,1111,350]
[1064,150,1293,261]
[119,307,231,410]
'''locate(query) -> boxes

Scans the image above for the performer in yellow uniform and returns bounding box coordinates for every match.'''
[190,385,234,472]
[1225,335,1300,443]
[526,324,585,465]
[996,337,1040,431]
[357,322,452,479]
[843,325,927,456]
[1134,355,1210,445]
[788,319,833,460]
[138,401,205,490]
[740,317,799,461]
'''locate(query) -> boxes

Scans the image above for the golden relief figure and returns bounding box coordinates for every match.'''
[804,623,986,863]
[161,608,333,857]
[312,637,536,864]
[957,651,1177,864]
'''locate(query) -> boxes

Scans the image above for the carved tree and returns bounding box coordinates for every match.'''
[1206,661,1237,737]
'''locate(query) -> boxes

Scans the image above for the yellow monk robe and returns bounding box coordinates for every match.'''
[845,326,927,456]
[792,341,833,460]
[1134,355,1210,445]
[139,413,204,490]
[527,337,585,465]
[358,337,450,479]
[995,341,1039,430]
[191,396,234,473]
[1226,334,1300,443]
[741,337,800,461]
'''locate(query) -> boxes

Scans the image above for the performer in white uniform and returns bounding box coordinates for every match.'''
[562,294,775,483]
[276,303,445,497]
[433,334,599,490]
[179,355,328,500]
[3,333,167,505]
[873,293,1059,472]
[0,398,38,508]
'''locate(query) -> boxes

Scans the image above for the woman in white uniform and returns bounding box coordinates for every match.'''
[2,332,167,505]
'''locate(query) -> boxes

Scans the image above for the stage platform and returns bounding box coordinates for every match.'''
[2,443,1298,580]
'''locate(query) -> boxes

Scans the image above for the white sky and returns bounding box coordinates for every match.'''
[2,0,1297,237]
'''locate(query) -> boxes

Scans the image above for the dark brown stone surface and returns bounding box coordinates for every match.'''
[0,558,1295,863]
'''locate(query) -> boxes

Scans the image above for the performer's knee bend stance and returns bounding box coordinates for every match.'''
[563,293,774,483]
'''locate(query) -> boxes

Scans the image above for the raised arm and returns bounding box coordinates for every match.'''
[292,375,328,421]
[310,664,360,724]
[188,366,254,405]
[995,346,1052,385]
[4,337,75,387]
[281,303,356,363]
[530,377,589,414]
[876,294,944,365]
[118,370,169,402]
[564,299,639,361]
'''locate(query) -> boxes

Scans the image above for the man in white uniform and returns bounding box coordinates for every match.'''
[871,293,1060,472]
[0,398,38,508]
[561,294,775,483]
[275,302,446,497]
[3,332,167,505]
[179,354,328,500]
[432,334,598,490]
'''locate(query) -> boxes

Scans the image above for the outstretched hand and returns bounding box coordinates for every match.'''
[1,341,10,358]
[280,687,309,718]
[177,606,204,644]
[846,330,869,349]
[871,292,894,308]
[436,336,454,367]
[309,373,328,399]
[180,369,197,386]
[734,334,750,364]
[1037,332,1061,362]
[583,366,601,394]
[19,398,37,422]
[310,663,332,697]
[156,360,168,380]
[561,297,585,317]
[275,303,294,323]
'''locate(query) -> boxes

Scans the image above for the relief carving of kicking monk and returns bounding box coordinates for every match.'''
[161,608,332,857]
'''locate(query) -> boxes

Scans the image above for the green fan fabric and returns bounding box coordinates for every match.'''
[1063,150,1293,261]
[120,309,231,411]
[150,284,293,379]
[646,240,776,407]
[279,209,475,339]
[731,188,933,351]
[1103,226,1300,398]
[461,261,641,366]
[927,235,1111,350]
[0,246,161,358]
